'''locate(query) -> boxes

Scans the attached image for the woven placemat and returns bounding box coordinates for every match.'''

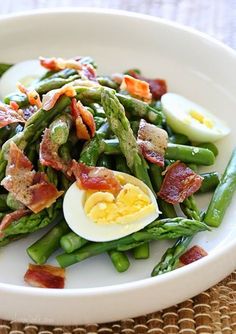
[1,270,235,334]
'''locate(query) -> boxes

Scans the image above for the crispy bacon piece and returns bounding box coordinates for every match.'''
[71,161,122,194]
[1,142,63,213]
[39,56,83,71]
[158,161,203,204]
[17,82,42,109]
[24,264,65,289]
[137,119,168,167]
[120,75,152,103]
[127,70,167,100]
[39,57,97,81]
[42,84,76,111]
[71,98,96,140]
[39,128,69,172]
[180,245,208,265]
[0,209,30,238]
[0,102,25,128]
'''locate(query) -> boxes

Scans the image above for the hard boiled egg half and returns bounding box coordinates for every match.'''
[63,171,160,242]
[161,93,230,142]
[0,59,47,99]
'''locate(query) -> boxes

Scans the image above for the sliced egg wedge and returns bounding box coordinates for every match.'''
[161,93,230,142]
[0,59,47,99]
[63,171,160,242]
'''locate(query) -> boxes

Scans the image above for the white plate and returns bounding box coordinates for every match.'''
[0,8,235,325]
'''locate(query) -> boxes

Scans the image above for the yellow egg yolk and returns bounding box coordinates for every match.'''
[189,109,213,129]
[84,183,155,224]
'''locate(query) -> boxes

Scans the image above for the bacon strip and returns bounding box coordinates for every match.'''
[179,245,208,265]
[0,209,30,238]
[0,102,25,128]
[39,128,69,172]
[42,84,76,111]
[71,98,96,140]
[24,264,65,289]
[39,57,97,81]
[126,70,167,100]
[137,119,168,167]
[17,82,42,109]
[158,161,203,204]
[71,161,122,194]
[1,142,63,213]
[120,75,152,103]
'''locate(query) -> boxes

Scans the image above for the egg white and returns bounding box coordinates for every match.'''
[63,172,160,242]
[0,59,47,99]
[161,93,230,142]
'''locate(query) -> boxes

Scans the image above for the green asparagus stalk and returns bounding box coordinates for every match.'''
[0,203,62,246]
[108,250,130,272]
[102,139,215,166]
[204,149,236,227]
[133,242,150,259]
[49,114,72,145]
[101,89,153,190]
[115,155,131,174]
[151,236,192,276]
[56,217,209,268]
[4,76,79,107]
[60,232,88,253]
[197,142,218,157]
[27,218,70,265]
[152,195,200,276]
[198,172,220,193]
[149,164,177,218]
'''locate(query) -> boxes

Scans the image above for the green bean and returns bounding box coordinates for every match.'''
[198,142,218,157]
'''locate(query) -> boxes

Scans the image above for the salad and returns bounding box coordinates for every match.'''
[0,56,235,289]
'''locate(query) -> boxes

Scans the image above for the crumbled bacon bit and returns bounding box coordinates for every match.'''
[71,161,122,194]
[17,82,42,109]
[0,102,25,128]
[24,264,65,289]
[1,142,63,213]
[158,161,203,204]
[42,84,76,111]
[39,128,69,172]
[0,209,30,238]
[137,119,168,167]
[71,98,96,140]
[120,75,152,103]
[179,245,208,265]
[126,70,167,100]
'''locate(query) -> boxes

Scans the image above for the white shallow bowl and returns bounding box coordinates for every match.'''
[0,8,236,325]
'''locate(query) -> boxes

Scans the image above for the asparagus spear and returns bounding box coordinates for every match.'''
[204,149,236,227]
[152,196,200,276]
[115,155,131,174]
[56,217,209,268]
[149,164,177,218]
[0,203,62,246]
[108,250,130,272]
[27,218,70,265]
[198,172,220,193]
[60,232,88,253]
[4,75,79,107]
[75,86,163,125]
[49,114,72,145]
[133,242,150,259]
[101,89,153,190]
[102,139,215,166]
